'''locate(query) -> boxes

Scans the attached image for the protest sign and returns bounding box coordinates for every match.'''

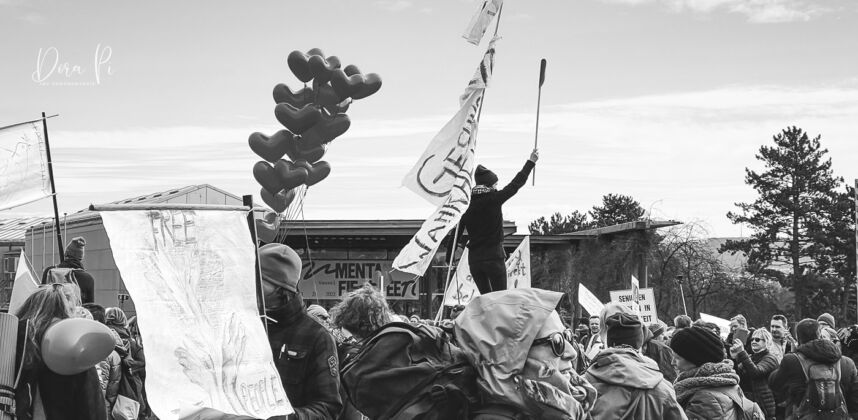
[506,236,531,289]
[0,121,51,210]
[700,312,731,340]
[578,283,604,316]
[101,210,291,420]
[300,260,418,300]
[443,249,480,307]
[609,287,657,325]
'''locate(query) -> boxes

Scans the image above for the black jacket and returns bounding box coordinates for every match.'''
[453,160,535,261]
[267,297,342,420]
[41,257,95,304]
[769,339,858,417]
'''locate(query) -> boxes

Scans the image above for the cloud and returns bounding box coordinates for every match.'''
[17,12,46,24]
[373,0,414,12]
[599,0,841,23]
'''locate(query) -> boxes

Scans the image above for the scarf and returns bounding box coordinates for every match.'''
[472,185,494,195]
[674,359,740,404]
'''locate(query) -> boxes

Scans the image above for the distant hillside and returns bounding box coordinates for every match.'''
[705,237,748,272]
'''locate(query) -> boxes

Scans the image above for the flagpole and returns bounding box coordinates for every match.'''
[854,178,857,323]
[532,58,546,186]
[436,223,461,321]
[41,112,65,262]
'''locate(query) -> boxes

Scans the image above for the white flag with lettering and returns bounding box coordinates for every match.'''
[443,249,481,307]
[101,210,292,420]
[0,121,51,210]
[506,236,531,289]
[462,0,503,45]
[394,40,497,276]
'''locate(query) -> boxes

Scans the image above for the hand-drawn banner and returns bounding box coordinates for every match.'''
[0,121,51,210]
[101,210,292,420]
[300,260,419,300]
[505,236,531,289]
[443,249,480,307]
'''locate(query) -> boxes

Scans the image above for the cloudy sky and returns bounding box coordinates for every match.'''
[2,0,857,237]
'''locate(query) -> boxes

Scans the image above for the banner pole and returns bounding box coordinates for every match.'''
[244,195,268,333]
[41,112,64,262]
[436,223,462,321]
[533,59,546,186]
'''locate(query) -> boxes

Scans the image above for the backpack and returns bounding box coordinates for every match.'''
[113,338,146,420]
[341,322,479,420]
[792,353,849,420]
[733,392,766,420]
[44,268,83,302]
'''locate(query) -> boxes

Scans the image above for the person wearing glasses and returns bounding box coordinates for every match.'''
[585,312,686,420]
[729,328,779,420]
[454,288,596,419]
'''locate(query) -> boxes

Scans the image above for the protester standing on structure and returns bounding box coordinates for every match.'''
[448,149,539,294]
[41,236,96,304]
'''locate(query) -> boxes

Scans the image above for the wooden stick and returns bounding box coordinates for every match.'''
[533,59,546,186]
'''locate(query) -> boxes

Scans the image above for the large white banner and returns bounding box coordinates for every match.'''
[395,41,497,276]
[0,121,51,210]
[9,251,39,314]
[101,210,291,420]
[462,0,503,45]
[443,249,480,307]
[505,236,531,289]
[609,287,657,326]
[700,312,731,340]
[577,283,604,317]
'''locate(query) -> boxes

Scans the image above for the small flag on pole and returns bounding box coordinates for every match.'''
[462,0,503,45]
[9,251,40,314]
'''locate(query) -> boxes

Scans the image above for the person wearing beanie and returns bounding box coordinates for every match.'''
[40,236,96,304]
[584,313,685,420]
[818,312,836,329]
[445,148,539,294]
[769,318,858,418]
[671,326,763,419]
[261,243,342,420]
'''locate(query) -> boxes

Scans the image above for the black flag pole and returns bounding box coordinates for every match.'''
[41,112,65,262]
[533,59,547,186]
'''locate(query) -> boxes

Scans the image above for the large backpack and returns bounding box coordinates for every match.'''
[792,353,849,420]
[732,392,766,420]
[341,322,479,420]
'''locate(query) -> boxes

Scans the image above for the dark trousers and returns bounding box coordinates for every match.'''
[469,258,507,294]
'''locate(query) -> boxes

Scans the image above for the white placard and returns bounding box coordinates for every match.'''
[577,283,604,316]
[609,287,657,325]
[505,236,531,289]
[443,249,480,307]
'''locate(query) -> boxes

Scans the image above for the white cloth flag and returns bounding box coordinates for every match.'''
[462,0,503,45]
[0,121,51,211]
[443,249,481,307]
[578,283,604,316]
[101,210,292,420]
[394,41,497,276]
[9,251,39,314]
[506,236,531,289]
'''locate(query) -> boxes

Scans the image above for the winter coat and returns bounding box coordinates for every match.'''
[642,331,677,383]
[267,296,342,420]
[453,160,535,262]
[674,360,746,420]
[584,347,687,420]
[97,350,122,412]
[733,349,777,419]
[40,257,95,304]
[768,338,858,417]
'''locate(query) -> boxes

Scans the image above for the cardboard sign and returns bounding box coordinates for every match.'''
[506,236,531,289]
[609,287,657,325]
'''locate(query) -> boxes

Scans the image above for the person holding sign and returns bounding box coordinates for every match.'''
[447,148,539,294]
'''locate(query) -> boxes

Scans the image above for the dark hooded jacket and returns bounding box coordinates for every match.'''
[769,338,858,417]
[733,349,777,418]
[267,296,342,420]
[40,256,95,304]
[452,160,535,262]
[642,329,677,383]
[674,360,748,420]
[584,347,686,420]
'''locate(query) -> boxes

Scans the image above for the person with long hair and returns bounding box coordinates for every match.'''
[14,284,107,420]
[729,328,779,419]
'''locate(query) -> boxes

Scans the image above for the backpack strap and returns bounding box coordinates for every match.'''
[794,352,811,382]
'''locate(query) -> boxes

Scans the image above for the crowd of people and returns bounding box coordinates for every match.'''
[9,237,858,420]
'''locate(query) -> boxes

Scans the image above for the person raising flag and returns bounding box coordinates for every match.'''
[447,148,538,294]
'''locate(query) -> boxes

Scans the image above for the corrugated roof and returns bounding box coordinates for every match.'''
[0,216,51,242]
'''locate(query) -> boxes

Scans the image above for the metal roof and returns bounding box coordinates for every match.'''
[559,219,682,236]
[0,216,51,242]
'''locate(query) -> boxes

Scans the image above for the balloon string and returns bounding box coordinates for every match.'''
[298,187,319,305]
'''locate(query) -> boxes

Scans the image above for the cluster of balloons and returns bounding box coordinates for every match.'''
[250,48,381,211]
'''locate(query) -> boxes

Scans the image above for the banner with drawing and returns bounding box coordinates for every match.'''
[443,248,480,307]
[505,236,531,289]
[101,210,291,420]
[0,121,51,210]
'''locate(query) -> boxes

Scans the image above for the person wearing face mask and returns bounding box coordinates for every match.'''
[261,243,342,420]
[729,328,778,419]
[454,288,596,420]
[585,312,686,420]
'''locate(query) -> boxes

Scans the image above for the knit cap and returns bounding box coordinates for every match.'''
[670,326,725,367]
[66,237,86,260]
[258,243,302,293]
[606,312,644,348]
[818,313,836,329]
[648,322,666,339]
[474,165,498,187]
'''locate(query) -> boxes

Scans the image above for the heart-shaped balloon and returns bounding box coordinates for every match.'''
[255,210,282,243]
[344,64,361,76]
[287,50,313,83]
[330,69,364,100]
[308,55,341,84]
[284,138,326,163]
[293,160,313,172]
[275,159,309,191]
[301,112,351,147]
[352,73,382,100]
[260,188,296,214]
[272,83,313,108]
[249,130,295,163]
[312,84,344,114]
[307,48,325,57]
[274,103,321,135]
[253,161,284,195]
[305,161,331,187]
[41,318,115,375]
